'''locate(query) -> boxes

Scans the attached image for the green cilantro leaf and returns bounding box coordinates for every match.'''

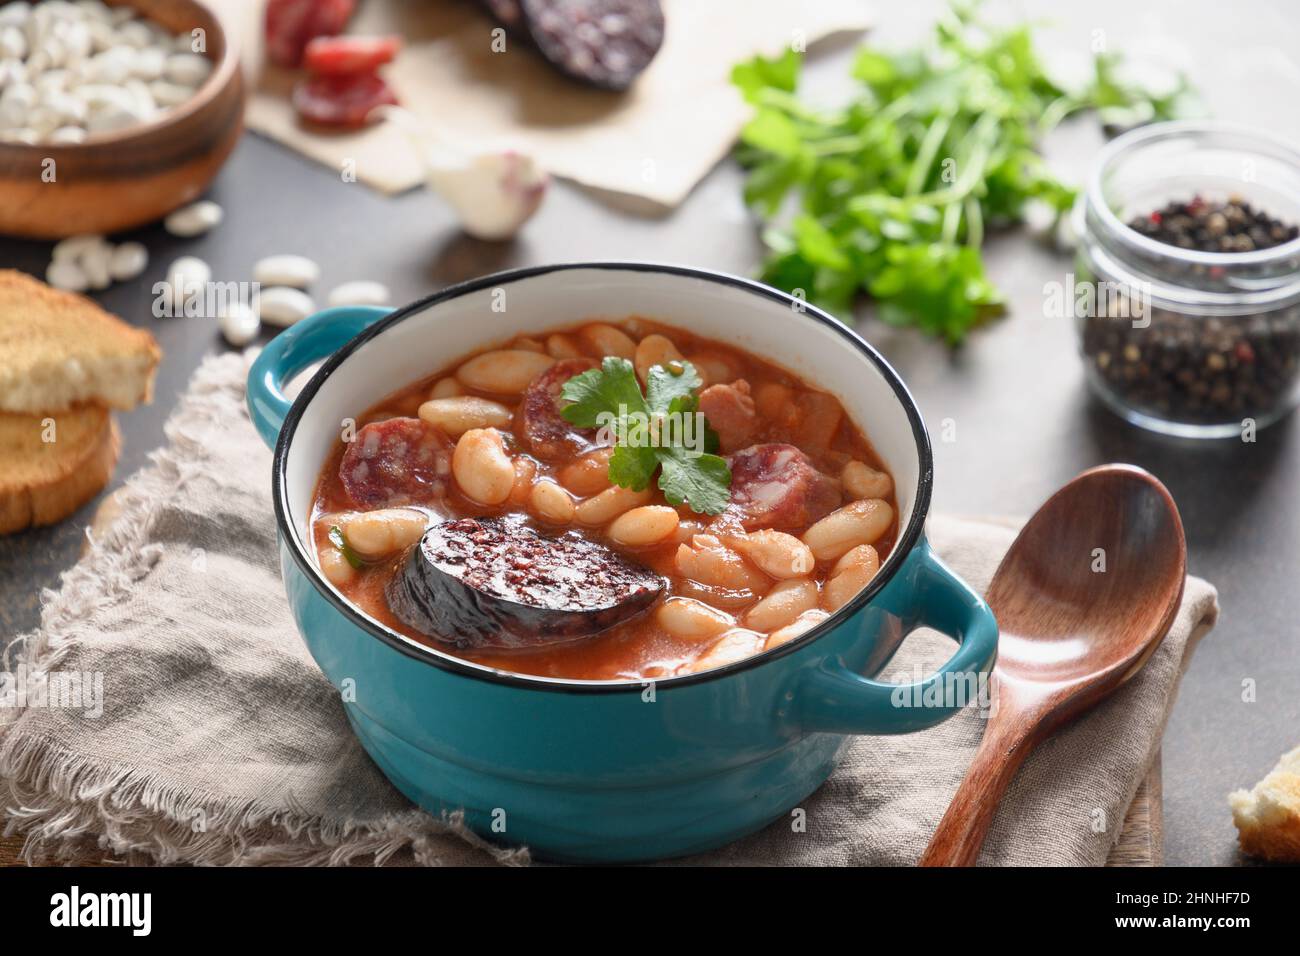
[560,357,646,429]
[328,525,365,569]
[658,447,732,517]
[557,357,732,515]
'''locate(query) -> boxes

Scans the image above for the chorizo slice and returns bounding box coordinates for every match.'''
[722,443,840,532]
[519,357,601,460]
[386,515,665,649]
[339,417,451,508]
[697,379,758,453]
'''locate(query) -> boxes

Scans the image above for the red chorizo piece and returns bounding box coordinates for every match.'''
[519,357,600,460]
[339,417,451,507]
[721,443,840,532]
[697,379,758,453]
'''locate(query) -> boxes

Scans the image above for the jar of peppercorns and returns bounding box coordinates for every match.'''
[1073,121,1300,437]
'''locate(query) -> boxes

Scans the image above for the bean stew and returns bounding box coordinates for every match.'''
[309,318,898,681]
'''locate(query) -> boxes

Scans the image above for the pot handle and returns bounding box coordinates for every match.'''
[799,537,998,735]
[246,306,393,449]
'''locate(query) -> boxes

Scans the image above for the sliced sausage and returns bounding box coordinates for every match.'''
[386,515,665,649]
[519,357,601,460]
[698,379,758,453]
[519,0,665,91]
[339,417,451,507]
[722,443,840,532]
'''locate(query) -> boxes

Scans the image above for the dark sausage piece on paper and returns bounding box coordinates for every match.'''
[519,357,600,460]
[387,515,665,649]
[339,417,451,507]
[722,443,841,532]
[481,0,666,90]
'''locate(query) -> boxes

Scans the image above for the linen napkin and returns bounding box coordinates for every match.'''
[213,0,872,206]
[0,352,1218,866]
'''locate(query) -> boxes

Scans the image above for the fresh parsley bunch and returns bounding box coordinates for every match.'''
[732,2,1194,343]
[560,358,732,516]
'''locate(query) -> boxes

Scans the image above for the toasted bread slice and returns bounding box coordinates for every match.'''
[1230,745,1300,862]
[0,269,161,414]
[0,405,120,534]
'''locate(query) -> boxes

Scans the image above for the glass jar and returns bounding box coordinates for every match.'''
[1073,121,1300,438]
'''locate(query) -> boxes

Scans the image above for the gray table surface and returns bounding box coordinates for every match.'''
[2,0,1297,867]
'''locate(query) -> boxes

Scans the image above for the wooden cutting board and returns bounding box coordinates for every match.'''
[0,490,1164,866]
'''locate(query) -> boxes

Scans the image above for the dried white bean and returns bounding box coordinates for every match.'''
[164,199,222,238]
[674,534,770,593]
[341,508,428,559]
[254,254,319,289]
[51,233,102,262]
[801,498,894,562]
[257,286,315,327]
[428,378,463,399]
[657,598,733,642]
[545,333,582,359]
[218,300,260,347]
[165,255,210,312]
[455,349,554,395]
[148,79,190,107]
[451,428,515,505]
[46,257,87,291]
[608,505,679,547]
[164,51,209,86]
[45,124,83,143]
[80,237,111,289]
[328,280,390,307]
[108,241,146,281]
[418,396,512,438]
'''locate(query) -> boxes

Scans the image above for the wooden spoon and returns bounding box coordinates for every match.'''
[918,464,1186,867]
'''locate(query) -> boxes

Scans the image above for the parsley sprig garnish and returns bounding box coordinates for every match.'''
[560,358,732,516]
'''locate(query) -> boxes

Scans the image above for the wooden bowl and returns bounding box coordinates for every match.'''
[0,0,245,239]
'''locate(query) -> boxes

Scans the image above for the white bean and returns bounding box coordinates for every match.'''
[823,544,880,612]
[530,479,575,524]
[164,51,210,86]
[451,428,515,505]
[608,505,679,547]
[765,609,829,650]
[633,333,683,383]
[576,322,636,359]
[690,629,765,672]
[729,530,815,580]
[108,241,147,281]
[455,349,554,395]
[418,396,512,438]
[674,534,770,593]
[428,377,463,399]
[656,598,733,641]
[318,546,356,587]
[341,508,428,559]
[80,237,111,289]
[557,448,613,496]
[165,255,210,312]
[574,484,652,525]
[218,300,260,347]
[842,460,893,501]
[52,233,102,262]
[745,578,819,631]
[164,199,222,238]
[545,333,582,359]
[258,286,315,327]
[328,280,390,307]
[801,498,893,562]
[46,257,87,291]
[254,254,320,289]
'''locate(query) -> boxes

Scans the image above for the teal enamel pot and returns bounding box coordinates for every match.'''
[247,262,998,863]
